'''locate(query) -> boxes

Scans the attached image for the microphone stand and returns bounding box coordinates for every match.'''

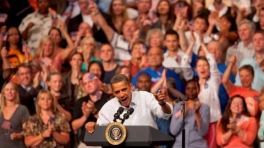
[181,101,186,148]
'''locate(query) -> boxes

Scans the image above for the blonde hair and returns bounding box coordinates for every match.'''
[0,82,20,114]
[35,36,55,59]
[35,90,57,115]
[145,28,163,47]
[80,36,96,48]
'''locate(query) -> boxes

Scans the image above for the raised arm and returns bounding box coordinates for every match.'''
[201,43,220,83]
[57,20,75,61]
[222,55,236,94]
[206,13,216,37]
[174,19,189,52]
[1,47,11,69]
[151,69,166,94]
[90,2,115,42]
[0,26,6,50]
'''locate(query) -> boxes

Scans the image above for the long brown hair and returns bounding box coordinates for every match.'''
[218,95,250,133]
[109,0,129,32]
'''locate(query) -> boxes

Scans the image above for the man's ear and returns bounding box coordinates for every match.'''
[129,83,133,90]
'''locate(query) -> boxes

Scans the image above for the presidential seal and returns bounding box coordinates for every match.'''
[105,122,127,145]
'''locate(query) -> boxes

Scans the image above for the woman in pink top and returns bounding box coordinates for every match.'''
[222,55,260,117]
[216,95,257,148]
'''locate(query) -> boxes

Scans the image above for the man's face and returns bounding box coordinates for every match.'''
[207,41,222,62]
[100,44,114,62]
[137,74,152,92]
[17,67,32,87]
[122,20,137,42]
[253,33,264,53]
[78,0,90,14]
[147,47,163,69]
[137,0,151,14]
[238,23,252,41]
[37,0,50,14]
[82,73,99,94]
[164,34,179,51]
[111,81,133,108]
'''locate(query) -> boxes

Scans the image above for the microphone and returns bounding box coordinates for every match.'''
[174,96,189,102]
[113,107,124,122]
[121,108,134,124]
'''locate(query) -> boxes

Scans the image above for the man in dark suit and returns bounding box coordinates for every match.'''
[68,0,110,43]
[16,63,42,115]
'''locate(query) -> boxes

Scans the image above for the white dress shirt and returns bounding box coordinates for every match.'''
[225,41,254,68]
[111,32,132,64]
[19,11,62,55]
[163,49,185,73]
[82,14,94,28]
[97,91,173,129]
[181,53,222,123]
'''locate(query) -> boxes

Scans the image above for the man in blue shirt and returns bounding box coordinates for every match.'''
[235,31,264,92]
[132,47,184,93]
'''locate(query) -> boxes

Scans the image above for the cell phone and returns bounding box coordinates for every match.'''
[0,13,7,23]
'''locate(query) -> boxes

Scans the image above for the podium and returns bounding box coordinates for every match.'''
[84,126,174,147]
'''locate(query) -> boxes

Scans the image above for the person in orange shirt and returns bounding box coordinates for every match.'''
[0,27,32,68]
[222,55,260,117]
[216,95,257,148]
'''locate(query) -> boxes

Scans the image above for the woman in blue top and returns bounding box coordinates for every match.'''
[170,79,210,148]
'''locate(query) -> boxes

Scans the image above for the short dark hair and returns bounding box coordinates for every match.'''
[239,65,254,77]
[110,74,130,86]
[17,63,32,74]
[137,72,151,80]
[193,15,209,27]
[254,30,264,37]
[185,78,200,90]
[164,29,179,40]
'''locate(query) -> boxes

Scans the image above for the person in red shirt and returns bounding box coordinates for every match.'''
[222,55,260,117]
[216,95,257,148]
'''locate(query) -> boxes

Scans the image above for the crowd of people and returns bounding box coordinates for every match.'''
[1,0,264,148]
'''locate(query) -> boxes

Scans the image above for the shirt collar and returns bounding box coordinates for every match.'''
[240,41,253,49]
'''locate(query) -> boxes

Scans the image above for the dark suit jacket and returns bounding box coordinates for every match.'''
[67,13,110,43]
[62,71,82,103]
[17,85,42,115]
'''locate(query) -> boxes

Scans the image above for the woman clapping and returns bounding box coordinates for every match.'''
[23,90,71,148]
